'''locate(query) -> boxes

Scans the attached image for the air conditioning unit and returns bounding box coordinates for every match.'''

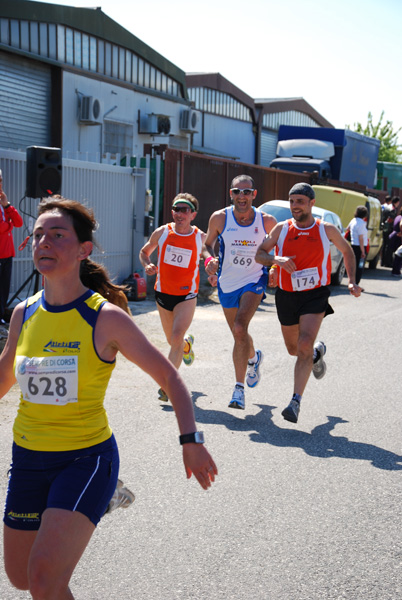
[139,112,171,135]
[79,96,103,125]
[180,109,200,132]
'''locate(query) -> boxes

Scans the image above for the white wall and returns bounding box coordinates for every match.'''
[62,71,190,160]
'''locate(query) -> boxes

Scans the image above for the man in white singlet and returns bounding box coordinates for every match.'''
[204,175,276,410]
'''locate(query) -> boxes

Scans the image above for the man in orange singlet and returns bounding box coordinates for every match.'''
[255,183,362,424]
[140,193,206,401]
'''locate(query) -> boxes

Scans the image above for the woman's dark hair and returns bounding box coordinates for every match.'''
[354,205,368,219]
[37,196,131,314]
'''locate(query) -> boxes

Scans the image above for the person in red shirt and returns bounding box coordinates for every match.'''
[139,193,207,401]
[255,183,361,424]
[0,170,23,324]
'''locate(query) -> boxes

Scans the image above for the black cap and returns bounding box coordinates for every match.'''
[289,183,315,200]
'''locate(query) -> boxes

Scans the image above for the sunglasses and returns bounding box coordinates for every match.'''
[172,206,192,213]
[230,188,255,196]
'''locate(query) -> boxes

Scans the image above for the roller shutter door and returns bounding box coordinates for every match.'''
[260,130,277,167]
[0,51,51,150]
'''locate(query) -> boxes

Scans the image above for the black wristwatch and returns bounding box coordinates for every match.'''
[179,431,205,445]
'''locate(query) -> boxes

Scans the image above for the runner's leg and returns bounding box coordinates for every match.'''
[281,312,324,396]
[4,508,95,598]
[157,298,196,369]
[222,291,263,384]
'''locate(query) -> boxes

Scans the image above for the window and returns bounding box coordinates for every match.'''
[144,62,150,87]
[112,45,118,78]
[125,50,131,82]
[90,37,97,71]
[105,42,111,76]
[119,47,125,79]
[57,25,65,62]
[74,31,81,67]
[156,69,161,91]
[138,58,144,86]
[10,20,19,48]
[104,121,134,157]
[131,54,138,84]
[48,24,56,59]
[66,28,73,64]
[20,21,29,51]
[39,23,48,57]
[150,66,155,89]
[0,19,10,45]
[82,34,89,69]
[97,40,104,74]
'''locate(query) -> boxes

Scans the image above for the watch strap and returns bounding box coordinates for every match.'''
[179,431,205,445]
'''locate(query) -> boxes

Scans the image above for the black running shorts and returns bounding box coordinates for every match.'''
[275,286,334,326]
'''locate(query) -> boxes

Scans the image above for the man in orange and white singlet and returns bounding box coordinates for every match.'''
[140,193,206,401]
[256,183,362,424]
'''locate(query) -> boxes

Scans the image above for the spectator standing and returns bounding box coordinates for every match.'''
[0,169,23,324]
[389,207,402,277]
[381,196,400,267]
[348,205,369,286]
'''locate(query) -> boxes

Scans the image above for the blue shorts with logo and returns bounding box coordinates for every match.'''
[3,434,119,530]
[218,273,268,309]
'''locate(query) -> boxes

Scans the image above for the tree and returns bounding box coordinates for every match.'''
[348,111,402,163]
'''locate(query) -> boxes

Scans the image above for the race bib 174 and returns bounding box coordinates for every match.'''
[291,267,320,291]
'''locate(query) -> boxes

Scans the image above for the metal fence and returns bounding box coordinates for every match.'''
[0,149,148,305]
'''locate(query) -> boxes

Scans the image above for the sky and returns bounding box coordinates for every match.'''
[31,0,402,139]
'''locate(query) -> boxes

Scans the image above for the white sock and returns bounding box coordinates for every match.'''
[248,352,257,365]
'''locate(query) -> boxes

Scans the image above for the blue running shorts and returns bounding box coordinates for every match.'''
[218,273,268,309]
[3,434,119,530]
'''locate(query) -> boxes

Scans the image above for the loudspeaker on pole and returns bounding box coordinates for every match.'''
[26,146,62,198]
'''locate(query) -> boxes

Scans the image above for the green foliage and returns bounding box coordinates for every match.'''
[348,111,402,163]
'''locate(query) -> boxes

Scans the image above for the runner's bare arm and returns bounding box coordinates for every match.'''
[0,303,24,397]
[139,226,165,276]
[324,223,361,296]
[261,212,277,235]
[204,211,225,275]
[96,304,218,489]
[255,223,296,273]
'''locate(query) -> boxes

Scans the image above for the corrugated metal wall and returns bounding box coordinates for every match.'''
[0,51,51,150]
[0,149,148,304]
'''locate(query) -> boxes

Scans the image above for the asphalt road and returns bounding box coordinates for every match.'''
[0,267,401,600]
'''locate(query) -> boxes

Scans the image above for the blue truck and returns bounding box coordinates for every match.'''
[270,125,380,188]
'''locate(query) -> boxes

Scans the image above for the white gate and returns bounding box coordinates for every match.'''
[0,149,148,305]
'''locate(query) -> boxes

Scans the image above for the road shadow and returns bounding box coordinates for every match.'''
[191,395,402,471]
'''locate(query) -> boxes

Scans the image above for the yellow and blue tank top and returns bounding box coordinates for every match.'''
[13,289,115,451]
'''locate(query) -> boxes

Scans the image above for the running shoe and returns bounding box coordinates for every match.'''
[312,341,327,380]
[105,479,135,514]
[183,334,195,366]
[246,350,264,388]
[158,388,169,402]
[228,385,245,410]
[282,399,300,423]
